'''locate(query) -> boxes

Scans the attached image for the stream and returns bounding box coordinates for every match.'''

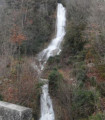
[33,3,66,120]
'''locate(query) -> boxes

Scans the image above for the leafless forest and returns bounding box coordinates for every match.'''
[0,0,105,120]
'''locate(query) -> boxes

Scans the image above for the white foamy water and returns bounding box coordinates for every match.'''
[36,3,66,120]
[38,3,66,69]
[40,83,55,120]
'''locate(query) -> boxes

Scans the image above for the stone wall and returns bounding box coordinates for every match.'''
[0,101,32,120]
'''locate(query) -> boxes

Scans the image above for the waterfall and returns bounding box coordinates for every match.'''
[38,3,66,70]
[34,3,66,120]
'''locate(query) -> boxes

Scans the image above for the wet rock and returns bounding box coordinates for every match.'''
[0,101,32,120]
[52,49,60,56]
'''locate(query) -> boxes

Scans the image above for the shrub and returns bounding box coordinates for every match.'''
[49,68,63,95]
[72,89,100,119]
[72,65,88,83]
[89,77,97,87]
[48,55,60,65]
[68,53,86,65]
[63,22,86,55]
[76,69,87,82]
[97,82,105,97]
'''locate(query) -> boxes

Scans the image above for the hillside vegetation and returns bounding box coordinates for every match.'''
[0,0,57,119]
[45,0,105,120]
[0,0,105,120]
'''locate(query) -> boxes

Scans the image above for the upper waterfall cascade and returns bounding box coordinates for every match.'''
[36,3,66,120]
[38,3,66,70]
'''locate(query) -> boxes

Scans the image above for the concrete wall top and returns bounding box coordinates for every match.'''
[0,101,31,112]
[0,101,32,120]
